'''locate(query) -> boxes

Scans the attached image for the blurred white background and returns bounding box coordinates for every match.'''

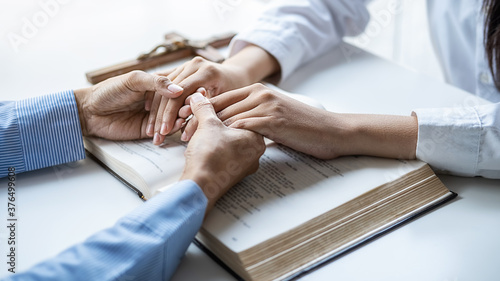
[0,0,442,100]
[0,0,270,98]
[347,0,443,81]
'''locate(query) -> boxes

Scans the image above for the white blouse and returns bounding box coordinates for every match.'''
[229,0,500,178]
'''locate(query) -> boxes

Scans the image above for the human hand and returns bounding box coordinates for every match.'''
[146,44,280,145]
[179,90,265,212]
[74,70,183,140]
[146,57,251,145]
[182,83,418,160]
[180,83,345,159]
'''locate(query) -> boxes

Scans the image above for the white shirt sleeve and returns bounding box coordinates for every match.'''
[229,0,371,82]
[413,102,500,179]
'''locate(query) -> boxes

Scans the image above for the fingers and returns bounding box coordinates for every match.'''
[125,70,183,139]
[157,97,170,135]
[158,58,224,135]
[190,92,220,126]
[144,91,154,111]
[147,72,208,141]
[152,128,165,145]
[216,95,260,124]
[181,115,198,142]
[165,63,187,82]
[168,57,219,96]
[148,87,201,139]
[153,90,189,137]
[178,104,192,119]
[148,57,226,138]
[229,116,275,137]
[152,117,185,145]
[181,102,266,143]
[152,96,169,145]
[146,93,163,136]
[210,85,252,112]
[154,68,175,77]
[178,87,206,118]
[159,87,207,135]
[210,84,274,127]
[171,118,185,134]
[125,70,183,98]
[182,84,268,141]
[159,75,208,135]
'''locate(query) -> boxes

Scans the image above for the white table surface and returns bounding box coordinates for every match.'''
[1,1,500,280]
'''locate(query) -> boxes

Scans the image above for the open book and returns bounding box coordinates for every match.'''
[84,92,456,281]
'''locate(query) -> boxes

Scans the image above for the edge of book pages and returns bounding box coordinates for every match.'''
[194,188,456,281]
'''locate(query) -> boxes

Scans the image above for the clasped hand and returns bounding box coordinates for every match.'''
[74,70,265,209]
[139,56,343,159]
[145,57,250,145]
[74,70,184,140]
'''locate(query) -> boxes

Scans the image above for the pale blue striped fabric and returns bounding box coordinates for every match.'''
[0,91,85,178]
[6,180,207,281]
[0,101,24,175]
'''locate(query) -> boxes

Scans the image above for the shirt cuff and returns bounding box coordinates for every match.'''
[412,107,482,177]
[15,90,85,172]
[127,180,208,236]
[0,101,24,175]
[125,179,207,279]
[229,16,305,84]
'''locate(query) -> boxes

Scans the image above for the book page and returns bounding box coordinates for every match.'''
[202,144,425,253]
[86,135,187,196]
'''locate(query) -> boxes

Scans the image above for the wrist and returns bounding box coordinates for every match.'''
[179,169,219,211]
[321,112,356,158]
[223,44,280,86]
[73,88,91,137]
[221,62,253,90]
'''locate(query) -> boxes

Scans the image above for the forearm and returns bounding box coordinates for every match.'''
[334,113,418,159]
[222,44,280,85]
[274,110,418,160]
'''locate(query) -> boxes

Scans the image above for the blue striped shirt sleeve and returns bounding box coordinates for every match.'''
[0,91,85,177]
[6,180,208,281]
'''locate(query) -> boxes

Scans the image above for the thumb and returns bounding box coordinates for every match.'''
[190,91,220,126]
[125,70,183,98]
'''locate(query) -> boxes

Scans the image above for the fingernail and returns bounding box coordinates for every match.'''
[181,131,187,142]
[191,92,205,104]
[146,123,153,135]
[153,132,160,144]
[167,83,183,94]
[160,123,168,135]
